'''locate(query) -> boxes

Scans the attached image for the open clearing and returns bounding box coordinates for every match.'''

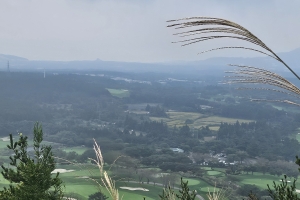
[238,173,300,190]
[207,171,223,176]
[64,179,161,200]
[62,146,89,155]
[0,171,208,200]
[5,163,294,200]
[59,165,210,200]
[296,134,300,142]
[184,177,219,194]
[106,88,130,98]
[150,111,254,130]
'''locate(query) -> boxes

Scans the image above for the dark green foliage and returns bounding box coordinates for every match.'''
[177,178,197,200]
[145,104,168,117]
[267,175,299,200]
[159,178,196,200]
[88,191,109,200]
[216,121,300,160]
[247,191,259,200]
[265,156,300,200]
[125,146,154,158]
[159,185,176,200]
[238,184,268,199]
[0,122,64,200]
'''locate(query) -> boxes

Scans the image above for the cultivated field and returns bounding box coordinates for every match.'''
[150,111,254,130]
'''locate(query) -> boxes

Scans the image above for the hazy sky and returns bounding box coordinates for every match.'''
[0,0,300,62]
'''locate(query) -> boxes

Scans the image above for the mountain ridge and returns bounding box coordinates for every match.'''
[0,47,299,77]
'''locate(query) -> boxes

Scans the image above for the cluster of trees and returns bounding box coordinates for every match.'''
[0,123,64,199]
[216,121,300,160]
[217,100,287,121]
[145,104,168,117]
[237,184,269,199]
[0,71,129,137]
[242,159,299,179]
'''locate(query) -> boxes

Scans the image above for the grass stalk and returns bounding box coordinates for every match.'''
[91,138,121,200]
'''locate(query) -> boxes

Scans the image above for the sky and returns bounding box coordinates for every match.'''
[0,0,300,62]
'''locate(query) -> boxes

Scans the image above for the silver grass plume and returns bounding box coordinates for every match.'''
[167,17,299,80]
[167,17,300,106]
[225,65,300,106]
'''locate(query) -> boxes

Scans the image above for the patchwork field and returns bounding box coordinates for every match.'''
[106,88,130,98]
[150,111,254,130]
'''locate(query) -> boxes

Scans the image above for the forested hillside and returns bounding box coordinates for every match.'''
[0,69,299,199]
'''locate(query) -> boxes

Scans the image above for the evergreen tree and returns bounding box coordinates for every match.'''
[0,122,64,200]
[88,191,109,200]
[267,175,299,200]
[159,178,196,200]
[176,178,197,200]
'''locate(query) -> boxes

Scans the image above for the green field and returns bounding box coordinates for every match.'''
[57,164,215,200]
[106,88,130,98]
[207,170,223,176]
[183,178,219,196]
[62,146,90,155]
[150,111,254,130]
[1,162,296,200]
[62,170,190,199]
[295,134,300,142]
[293,128,300,142]
[0,139,10,149]
[53,164,165,200]
[238,173,300,190]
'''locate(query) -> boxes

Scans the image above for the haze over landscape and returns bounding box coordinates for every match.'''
[1,0,300,62]
[0,1,300,200]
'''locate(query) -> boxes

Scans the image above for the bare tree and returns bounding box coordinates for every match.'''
[192,152,213,164]
[112,167,135,182]
[160,173,179,189]
[142,169,156,184]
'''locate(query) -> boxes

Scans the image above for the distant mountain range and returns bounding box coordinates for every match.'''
[0,48,300,78]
